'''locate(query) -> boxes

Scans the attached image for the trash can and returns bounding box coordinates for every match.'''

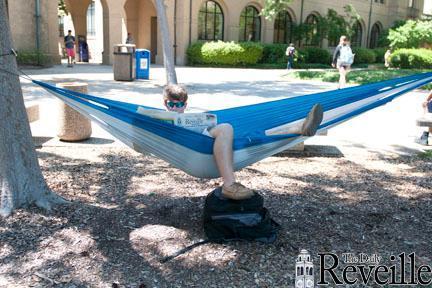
[113,44,136,81]
[136,49,151,80]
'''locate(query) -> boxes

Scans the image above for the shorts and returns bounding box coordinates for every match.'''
[66,48,75,57]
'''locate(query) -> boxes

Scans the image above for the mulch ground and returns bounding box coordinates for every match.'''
[0,144,431,288]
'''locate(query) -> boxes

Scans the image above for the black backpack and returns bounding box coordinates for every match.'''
[203,187,280,243]
[160,188,280,263]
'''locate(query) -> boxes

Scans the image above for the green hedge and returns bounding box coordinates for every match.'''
[390,49,432,69]
[187,42,386,68]
[16,50,52,66]
[298,47,331,64]
[372,48,387,63]
[352,48,376,64]
[259,43,288,64]
[186,41,263,66]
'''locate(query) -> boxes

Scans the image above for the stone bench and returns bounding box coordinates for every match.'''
[25,103,39,123]
[56,82,92,142]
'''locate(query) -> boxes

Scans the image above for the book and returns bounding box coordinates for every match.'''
[137,107,217,133]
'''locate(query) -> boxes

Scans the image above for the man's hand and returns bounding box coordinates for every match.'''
[331,63,336,68]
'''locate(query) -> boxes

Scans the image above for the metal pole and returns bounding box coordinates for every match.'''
[174,0,177,65]
[298,0,304,47]
[35,0,41,65]
[367,0,373,47]
[189,0,192,46]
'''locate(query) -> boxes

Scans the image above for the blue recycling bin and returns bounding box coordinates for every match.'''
[135,49,150,79]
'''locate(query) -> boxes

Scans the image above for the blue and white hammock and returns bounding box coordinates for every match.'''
[34,72,432,178]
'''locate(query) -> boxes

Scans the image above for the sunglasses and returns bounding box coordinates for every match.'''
[167,101,185,108]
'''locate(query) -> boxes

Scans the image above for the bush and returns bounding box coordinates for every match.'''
[299,47,331,64]
[372,48,387,63]
[259,43,288,64]
[16,50,52,66]
[186,41,263,66]
[351,48,376,64]
[390,49,432,69]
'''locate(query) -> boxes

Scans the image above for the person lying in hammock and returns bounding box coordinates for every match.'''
[163,85,324,200]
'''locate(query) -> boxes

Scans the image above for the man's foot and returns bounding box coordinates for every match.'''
[301,104,324,136]
[222,182,254,200]
[415,132,429,146]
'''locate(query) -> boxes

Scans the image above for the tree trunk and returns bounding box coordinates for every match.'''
[155,0,178,85]
[0,0,67,217]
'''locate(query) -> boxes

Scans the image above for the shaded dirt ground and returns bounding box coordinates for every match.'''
[0,145,431,287]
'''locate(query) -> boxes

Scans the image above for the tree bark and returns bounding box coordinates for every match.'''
[155,0,178,85]
[0,0,67,217]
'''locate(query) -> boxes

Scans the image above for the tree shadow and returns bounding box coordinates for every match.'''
[0,148,431,287]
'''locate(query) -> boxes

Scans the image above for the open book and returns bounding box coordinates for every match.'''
[137,107,217,133]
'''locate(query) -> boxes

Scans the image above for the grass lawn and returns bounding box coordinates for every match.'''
[288,69,432,90]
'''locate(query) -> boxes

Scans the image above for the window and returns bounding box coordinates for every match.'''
[305,14,320,46]
[273,11,293,43]
[374,0,384,3]
[59,16,65,37]
[198,1,224,41]
[310,267,313,275]
[408,0,415,7]
[87,1,96,37]
[369,23,381,48]
[351,21,363,47]
[239,6,261,42]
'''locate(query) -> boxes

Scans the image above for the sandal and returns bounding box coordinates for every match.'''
[222,182,254,200]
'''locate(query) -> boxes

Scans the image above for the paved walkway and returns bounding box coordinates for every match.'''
[23,63,430,156]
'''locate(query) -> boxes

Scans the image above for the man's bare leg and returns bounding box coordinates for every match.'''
[209,124,254,200]
[266,104,323,136]
[339,66,347,89]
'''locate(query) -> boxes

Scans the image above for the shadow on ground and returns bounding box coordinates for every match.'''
[0,147,431,287]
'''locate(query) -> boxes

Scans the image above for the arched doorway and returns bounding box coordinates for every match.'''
[352,20,363,47]
[62,0,109,64]
[86,0,104,63]
[304,13,320,46]
[124,0,157,63]
[239,5,261,42]
[369,22,382,48]
[273,10,294,44]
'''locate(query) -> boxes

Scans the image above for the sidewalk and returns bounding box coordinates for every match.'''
[22,63,431,156]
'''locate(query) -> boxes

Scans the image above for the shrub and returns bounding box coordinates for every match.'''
[259,43,288,64]
[388,20,432,49]
[372,48,387,63]
[351,48,376,64]
[390,49,432,69]
[186,41,263,66]
[300,47,331,64]
[16,50,52,66]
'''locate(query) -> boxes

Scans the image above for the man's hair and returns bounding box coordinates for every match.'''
[340,35,348,42]
[163,84,188,102]
[68,30,72,33]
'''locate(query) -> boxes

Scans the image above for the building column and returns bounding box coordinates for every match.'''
[104,0,127,64]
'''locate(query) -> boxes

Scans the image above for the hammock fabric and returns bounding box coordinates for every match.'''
[33,72,432,178]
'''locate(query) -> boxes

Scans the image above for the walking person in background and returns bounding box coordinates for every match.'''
[125,32,135,44]
[286,43,296,70]
[64,30,76,67]
[384,49,392,68]
[332,36,354,89]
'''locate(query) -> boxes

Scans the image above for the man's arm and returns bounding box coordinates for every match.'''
[332,46,340,67]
